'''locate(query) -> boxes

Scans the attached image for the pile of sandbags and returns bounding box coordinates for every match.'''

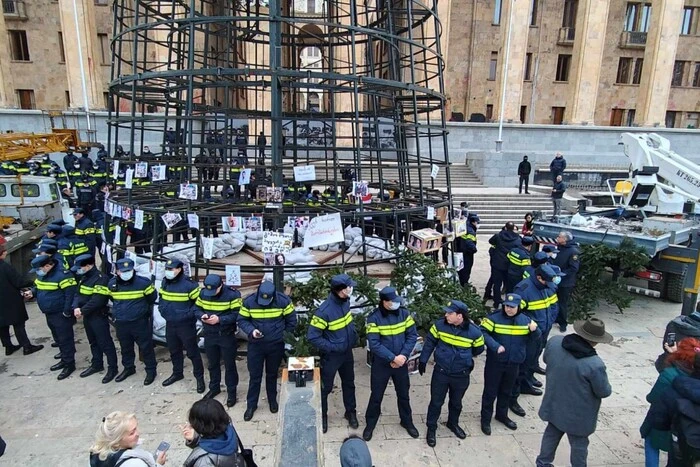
[245,231,264,251]
[211,233,246,258]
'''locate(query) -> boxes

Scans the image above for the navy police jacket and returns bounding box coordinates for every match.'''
[158,273,200,323]
[419,318,485,374]
[71,267,110,318]
[366,305,418,365]
[238,292,296,344]
[34,265,77,316]
[480,309,541,365]
[74,217,96,255]
[308,292,358,355]
[489,230,521,271]
[107,275,158,322]
[193,287,242,336]
[455,225,477,256]
[507,246,532,278]
[553,241,581,287]
[513,275,557,333]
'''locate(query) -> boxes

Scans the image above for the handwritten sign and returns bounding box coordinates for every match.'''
[430,164,439,179]
[293,165,316,182]
[303,213,344,248]
[187,213,199,230]
[262,231,293,254]
[225,265,241,286]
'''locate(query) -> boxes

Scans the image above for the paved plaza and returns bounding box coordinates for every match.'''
[0,236,681,466]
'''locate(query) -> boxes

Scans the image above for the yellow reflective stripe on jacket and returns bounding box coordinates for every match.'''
[159,290,192,302]
[310,311,352,331]
[111,290,149,300]
[240,307,285,319]
[75,227,96,236]
[525,295,557,311]
[465,234,477,241]
[72,244,89,255]
[59,277,77,288]
[189,288,200,300]
[480,318,496,332]
[144,284,155,295]
[507,251,531,267]
[195,297,240,313]
[430,324,484,348]
[35,279,59,291]
[79,285,95,295]
[481,318,530,336]
[310,315,328,329]
[283,303,294,316]
[94,285,111,295]
[366,316,415,336]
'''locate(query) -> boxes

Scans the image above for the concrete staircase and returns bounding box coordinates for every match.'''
[452,192,553,235]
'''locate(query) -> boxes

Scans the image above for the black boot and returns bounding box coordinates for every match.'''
[344,411,359,429]
[269,401,279,414]
[426,429,436,447]
[481,420,492,436]
[510,402,526,417]
[102,368,118,384]
[50,361,66,371]
[80,366,104,378]
[57,365,75,380]
[362,426,374,441]
[5,344,21,356]
[244,407,256,421]
[196,377,206,394]
[203,388,221,399]
[23,344,44,355]
[53,352,62,360]
[144,372,157,386]
[115,367,136,383]
[161,373,184,387]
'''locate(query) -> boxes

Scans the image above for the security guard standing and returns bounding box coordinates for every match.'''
[106,259,159,385]
[455,214,479,286]
[75,173,97,213]
[27,255,77,380]
[194,274,242,407]
[552,231,580,332]
[159,259,205,393]
[522,251,549,280]
[70,254,118,384]
[480,293,540,435]
[418,300,484,447]
[238,281,296,421]
[505,236,534,293]
[57,225,89,269]
[73,208,96,256]
[307,274,359,433]
[363,287,419,441]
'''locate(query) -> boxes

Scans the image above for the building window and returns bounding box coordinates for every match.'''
[626,109,636,126]
[552,107,565,124]
[486,104,494,121]
[616,57,632,84]
[98,33,110,66]
[529,0,538,26]
[493,0,502,25]
[95,0,108,4]
[104,92,111,110]
[625,3,651,33]
[672,61,686,86]
[8,30,30,61]
[562,0,577,28]
[524,53,533,81]
[685,112,699,129]
[307,0,315,13]
[693,63,700,87]
[488,52,498,81]
[610,108,624,126]
[632,58,644,85]
[16,89,35,109]
[665,111,677,128]
[520,105,527,123]
[681,7,694,35]
[555,54,571,82]
[65,90,70,108]
[58,32,66,63]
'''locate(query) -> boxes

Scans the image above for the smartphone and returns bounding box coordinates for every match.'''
[155,441,170,457]
[667,332,676,347]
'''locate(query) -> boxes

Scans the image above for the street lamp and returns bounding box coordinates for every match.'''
[496,0,515,152]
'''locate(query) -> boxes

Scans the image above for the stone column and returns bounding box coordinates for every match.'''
[636,0,684,127]
[566,0,610,125]
[0,12,15,107]
[58,0,105,110]
[493,0,530,122]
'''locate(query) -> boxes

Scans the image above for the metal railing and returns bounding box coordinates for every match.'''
[557,27,575,45]
[619,31,647,48]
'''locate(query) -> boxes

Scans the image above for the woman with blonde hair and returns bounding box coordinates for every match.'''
[90,411,167,466]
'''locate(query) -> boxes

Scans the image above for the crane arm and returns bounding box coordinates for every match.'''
[0,129,83,163]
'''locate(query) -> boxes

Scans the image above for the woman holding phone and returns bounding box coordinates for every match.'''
[89,411,167,466]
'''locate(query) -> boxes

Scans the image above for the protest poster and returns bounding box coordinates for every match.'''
[303,213,344,248]
[287,216,310,229]
[135,162,148,178]
[430,164,439,179]
[427,206,435,220]
[125,168,134,189]
[238,169,252,185]
[262,231,293,254]
[264,253,286,266]
[161,212,183,230]
[122,207,132,221]
[114,225,122,245]
[352,180,369,197]
[293,165,316,182]
[151,165,167,181]
[179,183,198,200]
[202,237,214,260]
[187,213,200,230]
[225,265,241,286]
[244,217,263,232]
[266,187,283,203]
[134,209,144,230]
[222,216,242,233]
[112,160,120,180]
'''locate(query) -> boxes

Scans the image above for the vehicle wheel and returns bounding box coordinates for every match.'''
[648,277,666,294]
[666,266,688,304]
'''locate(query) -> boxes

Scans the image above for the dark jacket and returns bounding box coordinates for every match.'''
[0,259,32,326]
[184,425,242,467]
[455,224,477,255]
[640,364,688,452]
[71,267,110,318]
[158,273,200,323]
[551,181,567,199]
[238,291,296,344]
[550,157,567,174]
[655,314,700,372]
[307,292,358,355]
[518,160,532,176]
[57,234,89,268]
[649,374,700,454]
[507,246,532,279]
[366,305,418,365]
[514,275,557,335]
[538,335,611,437]
[34,264,77,316]
[480,309,541,365]
[194,287,242,336]
[553,240,580,287]
[106,275,158,322]
[489,230,521,272]
[74,216,96,255]
[419,318,485,375]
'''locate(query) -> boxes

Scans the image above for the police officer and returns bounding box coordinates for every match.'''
[78,151,93,172]
[62,150,78,173]
[106,259,158,385]
[506,236,534,293]
[523,251,550,280]
[57,225,88,269]
[194,274,242,407]
[488,222,522,308]
[307,274,359,433]
[363,287,419,441]
[553,230,580,332]
[418,300,484,447]
[28,255,77,380]
[159,259,205,392]
[75,173,97,213]
[70,254,118,384]
[455,214,479,286]
[73,208,96,256]
[238,281,297,421]
[480,293,540,435]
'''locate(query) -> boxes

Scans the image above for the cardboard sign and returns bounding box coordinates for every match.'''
[303,213,344,248]
[225,265,241,286]
[187,213,199,230]
[262,231,293,254]
[293,165,316,182]
[134,209,144,230]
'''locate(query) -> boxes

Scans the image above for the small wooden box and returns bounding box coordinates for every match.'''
[407,228,443,253]
[450,218,467,237]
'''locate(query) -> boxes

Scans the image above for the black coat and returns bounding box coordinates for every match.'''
[518,160,531,176]
[0,259,32,326]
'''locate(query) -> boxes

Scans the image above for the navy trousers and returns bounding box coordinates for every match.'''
[45,313,75,365]
[426,365,471,430]
[246,340,285,409]
[84,313,118,370]
[115,317,157,374]
[364,359,413,430]
[458,254,475,286]
[481,360,519,421]
[556,287,574,327]
[204,334,238,393]
[320,349,356,416]
[165,321,204,378]
[490,269,508,307]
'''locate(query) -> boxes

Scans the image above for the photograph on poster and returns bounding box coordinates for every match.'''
[135,162,148,178]
[244,217,263,232]
[238,169,252,185]
[282,120,332,147]
[361,117,397,149]
[264,253,286,266]
[151,165,167,181]
[262,231,293,254]
[266,187,283,203]
[179,183,198,200]
[221,216,242,233]
[287,216,310,229]
[161,212,183,230]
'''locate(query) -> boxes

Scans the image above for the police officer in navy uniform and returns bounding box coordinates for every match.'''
[307,274,359,433]
[455,214,479,286]
[28,255,78,380]
[106,259,159,385]
[159,259,205,393]
[419,300,484,447]
[480,293,540,435]
[72,208,96,256]
[363,287,419,441]
[238,281,297,421]
[553,230,580,332]
[522,251,550,280]
[58,224,89,269]
[70,254,119,384]
[505,236,534,293]
[194,274,242,407]
[488,222,522,308]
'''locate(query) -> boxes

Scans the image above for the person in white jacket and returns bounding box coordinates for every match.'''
[89,411,167,467]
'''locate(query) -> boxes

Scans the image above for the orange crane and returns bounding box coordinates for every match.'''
[0,129,89,162]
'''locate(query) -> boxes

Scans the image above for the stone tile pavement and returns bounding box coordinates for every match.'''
[0,236,683,466]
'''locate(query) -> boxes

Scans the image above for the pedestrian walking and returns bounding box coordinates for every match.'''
[535,318,613,467]
[551,175,566,218]
[518,155,531,194]
[363,287,419,441]
[549,152,566,183]
[552,230,580,332]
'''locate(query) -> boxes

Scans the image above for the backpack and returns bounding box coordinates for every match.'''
[670,398,700,466]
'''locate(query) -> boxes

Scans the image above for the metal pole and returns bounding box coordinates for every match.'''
[71,0,91,132]
[270,0,283,292]
[496,0,515,152]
